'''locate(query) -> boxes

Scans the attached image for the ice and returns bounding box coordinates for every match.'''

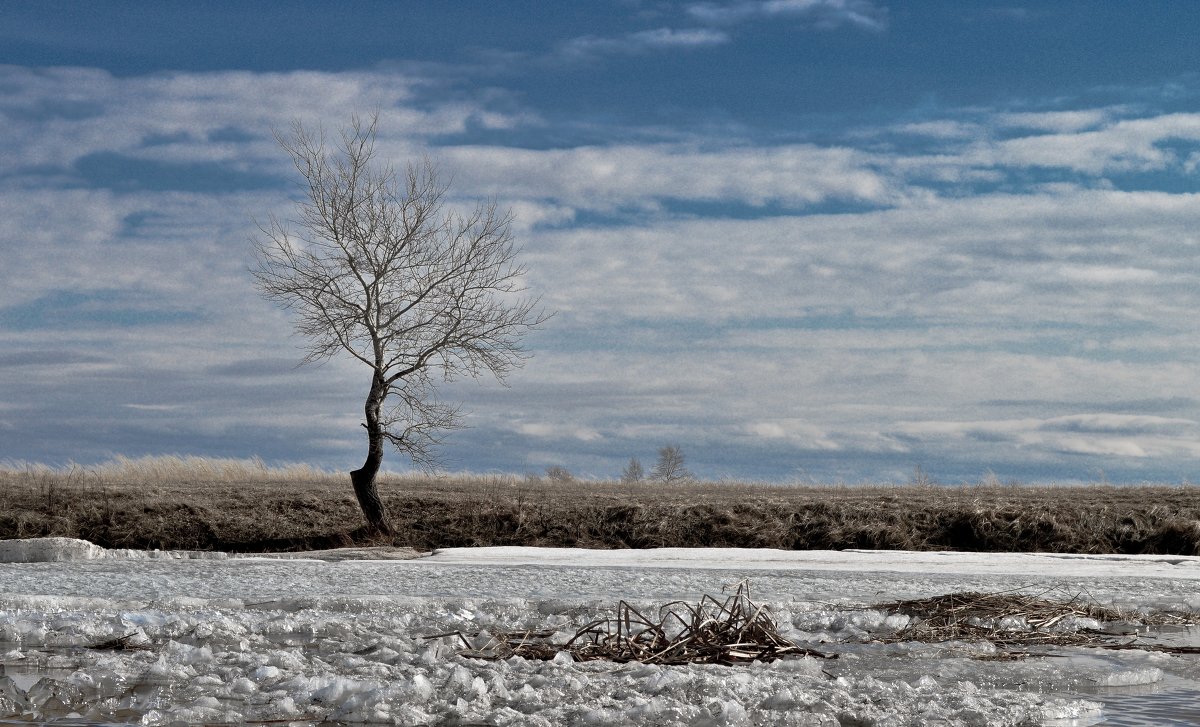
[1093,667,1164,687]
[0,537,425,564]
[0,538,105,563]
[424,545,1200,580]
[643,667,691,695]
[0,540,1198,723]
[0,537,234,563]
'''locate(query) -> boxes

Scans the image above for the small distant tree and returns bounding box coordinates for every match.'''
[545,465,574,484]
[620,457,644,484]
[911,464,935,487]
[650,445,692,484]
[253,114,546,535]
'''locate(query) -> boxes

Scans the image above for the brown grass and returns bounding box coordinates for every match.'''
[2,456,1199,554]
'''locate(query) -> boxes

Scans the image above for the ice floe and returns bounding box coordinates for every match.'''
[0,539,1197,725]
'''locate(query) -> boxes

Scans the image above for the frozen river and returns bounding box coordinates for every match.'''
[2,542,1200,725]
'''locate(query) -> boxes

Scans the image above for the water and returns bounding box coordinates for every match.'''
[1085,676,1200,726]
[1052,659,1200,726]
[1062,626,1200,726]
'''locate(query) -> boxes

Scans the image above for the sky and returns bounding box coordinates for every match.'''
[3,1,1200,483]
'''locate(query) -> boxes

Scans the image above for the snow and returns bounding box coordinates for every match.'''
[0,540,1198,725]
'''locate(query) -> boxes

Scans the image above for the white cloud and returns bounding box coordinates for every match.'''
[995,109,1110,133]
[884,110,1200,179]
[444,143,892,211]
[744,420,840,450]
[1186,151,1200,174]
[895,120,982,140]
[559,27,729,59]
[124,403,184,412]
[1057,265,1159,284]
[1041,414,1195,434]
[0,65,521,172]
[892,413,1200,461]
[520,188,1200,331]
[516,422,603,442]
[985,113,1200,174]
[688,0,887,31]
[1052,437,1149,458]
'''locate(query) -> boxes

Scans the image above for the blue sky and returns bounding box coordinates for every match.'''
[3,1,1200,482]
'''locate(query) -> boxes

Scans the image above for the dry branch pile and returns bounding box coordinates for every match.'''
[439,582,834,666]
[565,581,833,665]
[874,589,1200,653]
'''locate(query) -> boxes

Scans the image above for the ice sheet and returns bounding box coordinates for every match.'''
[0,539,1198,725]
[423,546,1200,579]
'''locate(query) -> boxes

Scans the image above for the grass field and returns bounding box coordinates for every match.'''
[2,455,1198,555]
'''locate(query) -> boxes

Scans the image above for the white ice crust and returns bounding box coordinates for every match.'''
[0,537,423,563]
[0,537,227,563]
[424,545,1200,579]
[0,539,1197,725]
[8,538,1200,580]
[0,537,106,563]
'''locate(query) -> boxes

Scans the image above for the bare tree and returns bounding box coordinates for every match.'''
[620,457,644,484]
[650,445,692,484]
[253,114,545,534]
[545,465,574,484]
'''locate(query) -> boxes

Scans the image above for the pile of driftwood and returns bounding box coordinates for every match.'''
[437,581,834,665]
[874,589,1200,655]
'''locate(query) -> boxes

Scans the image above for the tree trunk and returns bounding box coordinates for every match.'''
[350,373,395,536]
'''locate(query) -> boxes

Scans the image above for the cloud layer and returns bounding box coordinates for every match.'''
[3,35,1200,483]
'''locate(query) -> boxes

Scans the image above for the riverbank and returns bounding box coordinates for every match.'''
[2,458,1198,554]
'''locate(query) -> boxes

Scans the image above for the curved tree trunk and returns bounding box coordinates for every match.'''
[350,372,395,536]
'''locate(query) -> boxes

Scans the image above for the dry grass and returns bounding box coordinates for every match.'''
[2,456,1200,554]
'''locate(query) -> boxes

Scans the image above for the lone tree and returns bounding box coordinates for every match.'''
[650,445,692,484]
[253,115,544,535]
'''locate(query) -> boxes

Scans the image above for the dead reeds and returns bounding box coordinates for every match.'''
[90,632,153,651]
[874,589,1200,654]
[437,581,834,666]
